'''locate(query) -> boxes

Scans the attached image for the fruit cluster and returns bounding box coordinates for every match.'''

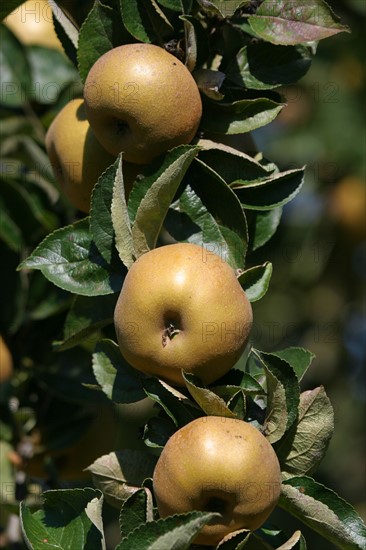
[42,41,282,545]
[45,43,202,212]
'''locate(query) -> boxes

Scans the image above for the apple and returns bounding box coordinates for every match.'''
[114,243,253,386]
[45,98,117,213]
[153,416,282,545]
[4,0,63,51]
[0,336,13,383]
[83,43,202,164]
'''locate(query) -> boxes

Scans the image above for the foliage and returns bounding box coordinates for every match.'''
[0,0,364,549]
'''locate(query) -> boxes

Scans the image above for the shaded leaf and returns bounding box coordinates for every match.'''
[143,377,200,427]
[233,168,305,211]
[276,387,334,477]
[120,0,173,43]
[183,372,237,418]
[0,0,23,20]
[20,488,105,550]
[131,145,199,258]
[0,25,32,107]
[194,68,225,100]
[201,97,283,135]
[271,348,315,381]
[111,156,136,269]
[86,450,157,508]
[143,415,176,449]
[90,160,119,264]
[18,219,124,296]
[248,0,350,46]
[49,0,79,48]
[55,294,117,351]
[280,476,366,549]
[253,350,300,443]
[226,43,312,90]
[238,262,272,302]
[247,208,282,251]
[92,339,146,403]
[119,489,154,538]
[116,511,220,550]
[77,1,128,82]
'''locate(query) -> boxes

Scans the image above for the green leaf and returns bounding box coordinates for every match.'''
[143,377,200,427]
[157,0,183,11]
[86,450,157,508]
[248,0,350,46]
[55,294,117,351]
[116,511,220,550]
[90,160,120,264]
[247,208,282,251]
[172,159,249,269]
[143,415,176,449]
[20,488,105,550]
[183,372,237,418]
[0,0,23,20]
[201,97,283,135]
[196,0,242,18]
[111,156,136,270]
[120,0,173,43]
[216,529,251,549]
[0,197,23,252]
[49,0,79,48]
[37,347,108,403]
[271,348,315,381]
[194,68,225,100]
[280,476,366,549]
[181,15,199,71]
[18,218,124,296]
[0,25,32,107]
[276,386,334,478]
[27,44,79,104]
[226,44,312,90]
[131,145,199,257]
[197,146,269,184]
[92,339,146,403]
[253,350,300,443]
[233,168,305,210]
[238,262,272,302]
[77,1,128,82]
[0,178,52,244]
[215,369,265,395]
[119,489,153,539]
[181,15,209,69]
[52,10,78,66]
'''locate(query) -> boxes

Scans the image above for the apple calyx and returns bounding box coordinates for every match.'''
[162,321,181,347]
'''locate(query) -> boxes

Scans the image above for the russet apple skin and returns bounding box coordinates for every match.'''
[113,243,253,386]
[83,44,202,164]
[45,98,117,213]
[153,416,282,546]
[0,336,13,383]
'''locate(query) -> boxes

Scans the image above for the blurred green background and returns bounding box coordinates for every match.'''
[251,0,366,540]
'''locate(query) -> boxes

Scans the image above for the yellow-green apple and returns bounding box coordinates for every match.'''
[45,98,117,213]
[4,0,63,50]
[114,243,253,386]
[0,336,13,383]
[83,43,202,164]
[153,416,282,545]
